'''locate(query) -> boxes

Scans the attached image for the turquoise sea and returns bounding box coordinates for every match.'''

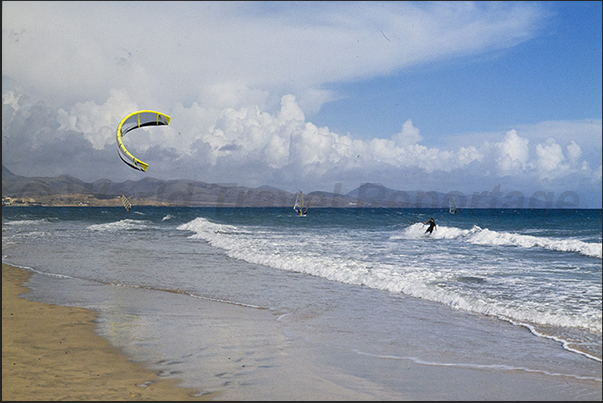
[2,206,602,400]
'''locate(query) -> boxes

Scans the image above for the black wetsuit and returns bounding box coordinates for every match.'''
[425,220,436,234]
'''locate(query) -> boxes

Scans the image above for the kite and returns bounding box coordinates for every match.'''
[116,110,171,172]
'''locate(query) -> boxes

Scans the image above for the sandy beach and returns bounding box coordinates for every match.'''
[2,253,601,400]
[2,263,217,401]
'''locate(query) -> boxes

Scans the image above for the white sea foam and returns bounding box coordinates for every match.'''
[353,350,602,381]
[3,218,52,226]
[87,219,151,232]
[1,261,73,279]
[177,217,602,335]
[398,223,602,258]
[4,231,51,241]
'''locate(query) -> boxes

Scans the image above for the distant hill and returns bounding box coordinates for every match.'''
[3,165,574,208]
[346,183,454,208]
[2,165,25,181]
[344,182,582,209]
[343,182,577,209]
[3,166,295,207]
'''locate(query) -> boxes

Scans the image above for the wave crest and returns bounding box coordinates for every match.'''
[399,223,601,258]
[87,219,151,232]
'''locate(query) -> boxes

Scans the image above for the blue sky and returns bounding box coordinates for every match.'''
[314,1,602,141]
[2,1,602,207]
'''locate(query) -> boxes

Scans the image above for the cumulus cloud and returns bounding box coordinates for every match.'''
[56,89,138,150]
[566,140,582,163]
[495,130,530,173]
[392,119,423,147]
[535,138,567,179]
[4,86,598,200]
[2,2,601,206]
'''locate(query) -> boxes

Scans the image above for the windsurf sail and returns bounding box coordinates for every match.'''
[449,198,457,214]
[121,194,132,212]
[293,191,308,216]
[116,110,171,172]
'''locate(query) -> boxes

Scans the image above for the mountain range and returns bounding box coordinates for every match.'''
[2,165,573,208]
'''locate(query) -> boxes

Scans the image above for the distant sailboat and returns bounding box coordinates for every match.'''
[449,198,457,214]
[293,191,309,217]
[121,194,132,212]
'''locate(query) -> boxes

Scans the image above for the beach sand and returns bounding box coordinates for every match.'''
[2,263,217,401]
[4,262,601,401]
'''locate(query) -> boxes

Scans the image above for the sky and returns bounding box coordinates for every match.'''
[2,1,602,207]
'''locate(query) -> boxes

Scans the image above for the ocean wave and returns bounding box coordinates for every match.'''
[399,223,602,258]
[2,231,51,242]
[87,219,152,232]
[3,218,54,226]
[176,217,601,334]
[177,217,252,237]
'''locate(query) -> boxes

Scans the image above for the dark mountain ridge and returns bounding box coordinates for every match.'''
[3,165,578,208]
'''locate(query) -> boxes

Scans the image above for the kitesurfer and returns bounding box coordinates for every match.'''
[424,218,437,235]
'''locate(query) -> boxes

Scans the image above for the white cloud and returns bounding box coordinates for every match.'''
[495,130,530,173]
[566,140,582,163]
[278,95,305,122]
[392,119,423,147]
[2,1,548,113]
[535,138,567,179]
[2,85,601,207]
[57,89,138,150]
[532,137,594,181]
[2,2,600,206]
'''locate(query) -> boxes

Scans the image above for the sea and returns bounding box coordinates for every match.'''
[2,206,602,400]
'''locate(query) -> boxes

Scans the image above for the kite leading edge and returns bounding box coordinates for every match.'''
[116,110,171,172]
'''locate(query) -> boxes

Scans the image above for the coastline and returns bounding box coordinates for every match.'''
[3,262,602,400]
[2,263,217,401]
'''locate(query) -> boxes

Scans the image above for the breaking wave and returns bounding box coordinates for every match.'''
[400,223,601,259]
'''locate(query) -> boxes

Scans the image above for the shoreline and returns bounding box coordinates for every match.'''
[3,263,602,400]
[2,263,217,401]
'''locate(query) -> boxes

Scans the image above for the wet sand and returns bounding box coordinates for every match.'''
[2,263,218,401]
[4,262,601,401]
